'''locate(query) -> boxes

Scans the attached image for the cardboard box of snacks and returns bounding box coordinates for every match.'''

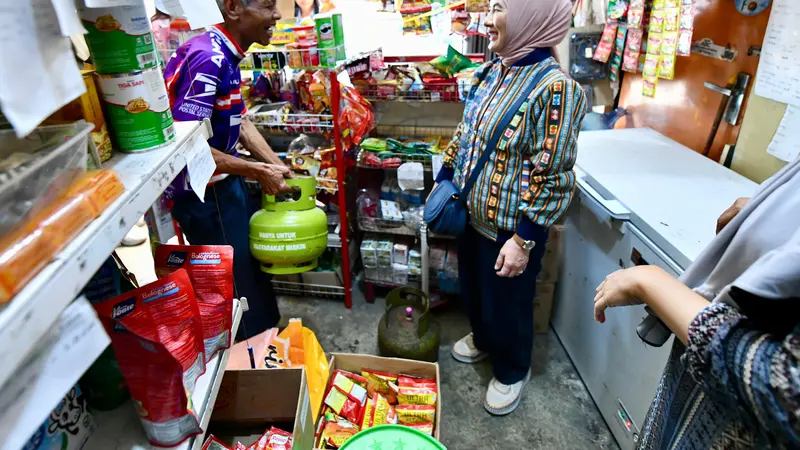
[328,353,442,441]
[209,367,315,449]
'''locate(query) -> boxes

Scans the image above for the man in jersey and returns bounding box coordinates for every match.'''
[164,0,287,339]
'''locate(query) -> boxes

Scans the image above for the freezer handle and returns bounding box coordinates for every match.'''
[575,167,631,221]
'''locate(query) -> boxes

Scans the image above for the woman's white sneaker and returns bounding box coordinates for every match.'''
[484,370,531,416]
[451,333,488,363]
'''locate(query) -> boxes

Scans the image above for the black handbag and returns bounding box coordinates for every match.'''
[424,65,557,237]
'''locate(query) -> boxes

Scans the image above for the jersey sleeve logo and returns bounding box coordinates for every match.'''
[184,73,220,106]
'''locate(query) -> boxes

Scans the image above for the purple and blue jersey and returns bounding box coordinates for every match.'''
[163,25,247,199]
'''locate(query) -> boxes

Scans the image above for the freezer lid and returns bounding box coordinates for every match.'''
[575,128,758,269]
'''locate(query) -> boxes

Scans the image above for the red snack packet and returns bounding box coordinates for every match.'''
[265,427,293,450]
[93,269,204,447]
[396,404,436,425]
[398,375,437,389]
[362,369,399,404]
[370,393,398,427]
[325,385,365,424]
[154,245,234,360]
[407,423,434,436]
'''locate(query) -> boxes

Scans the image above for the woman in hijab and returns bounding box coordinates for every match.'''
[594,157,800,448]
[435,0,586,415]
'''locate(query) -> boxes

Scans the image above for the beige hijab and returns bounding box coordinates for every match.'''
[494,0,573,66]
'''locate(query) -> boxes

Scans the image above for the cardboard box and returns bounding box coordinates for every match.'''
[227,328,279,370]
[210,368,315,450]
[301,271,343,288]
[533,282,556,334]
[329,353,442,441]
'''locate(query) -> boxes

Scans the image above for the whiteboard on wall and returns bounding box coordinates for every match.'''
[754,0,800,106]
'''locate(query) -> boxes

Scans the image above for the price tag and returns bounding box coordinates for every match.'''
[187,137,217,202]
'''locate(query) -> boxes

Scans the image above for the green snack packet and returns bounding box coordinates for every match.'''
[430,45,474,78]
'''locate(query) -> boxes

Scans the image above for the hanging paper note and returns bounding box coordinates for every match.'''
[754,0,800,106]
[767,105,800,162]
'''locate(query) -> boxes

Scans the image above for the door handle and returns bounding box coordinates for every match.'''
[702,72,751,156]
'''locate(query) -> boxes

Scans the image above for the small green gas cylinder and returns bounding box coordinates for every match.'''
[249,176,328,274]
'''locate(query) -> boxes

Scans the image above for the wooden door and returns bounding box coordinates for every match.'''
[616,0,771,162]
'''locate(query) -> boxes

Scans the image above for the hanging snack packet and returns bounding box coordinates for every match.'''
[154,245,234,361]
[93,269,205,447]
[622,29,644,73]
[658,54,677,80]
[371,393,399,427]
[397,386,438,406]
[677,30,693,56]
[643,54,660,77]
[661,32,678,56]
[642,76,659,98]
[649,10,665,33]
[362,369,399,404]
[664,7,680,32]
[679,4,694,30]
[396,404,436,425]
[592,24,617,63]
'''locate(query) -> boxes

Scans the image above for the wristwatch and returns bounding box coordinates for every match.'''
[512,234,536,251]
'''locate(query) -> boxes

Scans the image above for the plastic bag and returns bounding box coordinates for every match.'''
[339,85,374,148]
[264,319,330,420]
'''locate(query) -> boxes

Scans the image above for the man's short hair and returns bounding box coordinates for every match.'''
[216,0,250,15]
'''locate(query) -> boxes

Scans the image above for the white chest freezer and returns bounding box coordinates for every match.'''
[551,128,757,448]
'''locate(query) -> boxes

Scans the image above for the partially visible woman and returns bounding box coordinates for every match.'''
[437,0,586,415]
[594,157,800,449]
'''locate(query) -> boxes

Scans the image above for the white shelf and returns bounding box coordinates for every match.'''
[0,120,212,393]
[85,299,243,450]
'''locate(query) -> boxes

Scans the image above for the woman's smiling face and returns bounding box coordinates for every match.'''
[485,0,508,54]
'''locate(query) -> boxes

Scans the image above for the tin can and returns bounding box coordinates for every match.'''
[315,13,337,68]
[332,13,346,61]
[78,4,157,74]
[96,67,175,153]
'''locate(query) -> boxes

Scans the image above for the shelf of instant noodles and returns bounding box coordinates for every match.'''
[0,120,212,397]
[85,299,242,450]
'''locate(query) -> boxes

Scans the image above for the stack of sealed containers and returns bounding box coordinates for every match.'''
[77,0,176,153]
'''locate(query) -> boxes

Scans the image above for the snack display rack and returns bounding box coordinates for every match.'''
[0,121,243,448]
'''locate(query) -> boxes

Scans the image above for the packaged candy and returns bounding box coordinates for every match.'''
[665,0,680,7]
[154,245,234,361]
[679,4,694,30]
[623,28,645,72]
[649,10,665,33]
[607,0,629,22]
[93,269,204,447]
[370,393,399,427]
[627,3,645,29]
[643,54,660,77]
[647,33,664,55]
[661,32,678,56]
[397,386,438,406]
[653,0,666,8]
[264,427,293,450]
[642,75,659,98]
[362,369,399,404]
[396,404,436,425]
[677,30,693,56]
[658,53,677,80]
[664,7,680,32]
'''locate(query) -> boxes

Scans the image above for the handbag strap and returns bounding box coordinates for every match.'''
[459,64,558,202]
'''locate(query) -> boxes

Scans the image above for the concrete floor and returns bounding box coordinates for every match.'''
[279,290,619,450]
[116,238,618,449]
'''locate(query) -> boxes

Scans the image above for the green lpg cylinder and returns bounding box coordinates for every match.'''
[250,176,328,274]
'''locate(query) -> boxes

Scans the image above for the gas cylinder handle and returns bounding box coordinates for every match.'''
[384,287,431,337]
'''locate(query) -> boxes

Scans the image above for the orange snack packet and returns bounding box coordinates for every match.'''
[397,386,437,406]
[398,375,437,389]
[362,369,399,404]
[324,417,359,448]
[370,393,398,427]
[360,395,376,429]
[396,404,436,425]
